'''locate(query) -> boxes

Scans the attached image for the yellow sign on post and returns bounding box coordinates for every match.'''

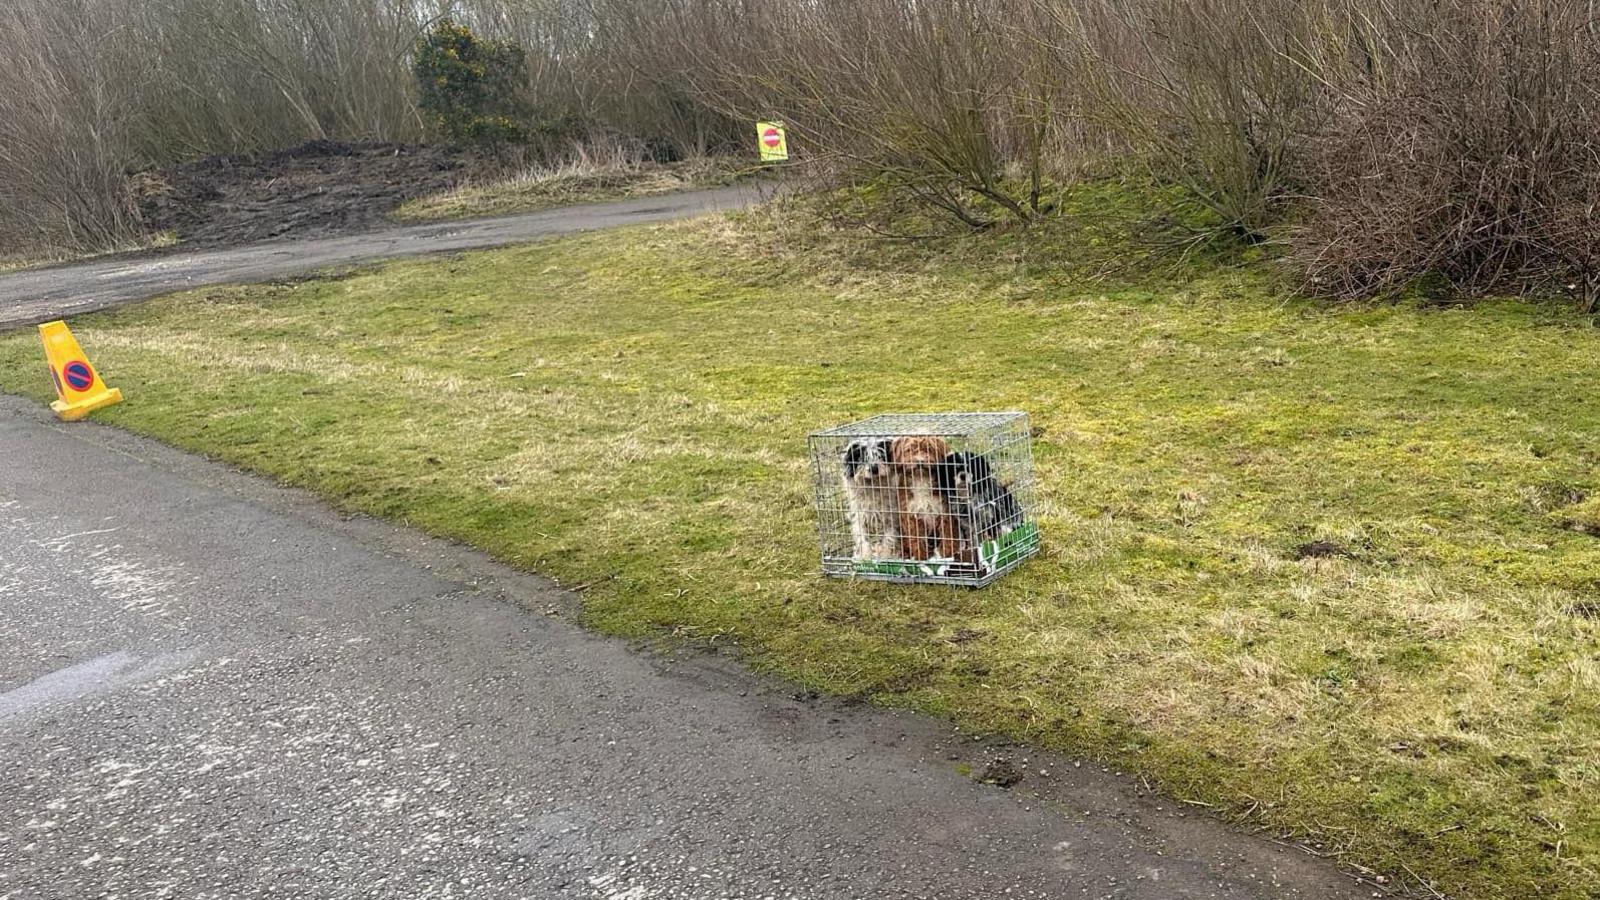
[38,320,122,421]
[756,121,789,162]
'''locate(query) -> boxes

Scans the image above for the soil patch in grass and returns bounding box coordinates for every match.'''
[1294,540,1355,560]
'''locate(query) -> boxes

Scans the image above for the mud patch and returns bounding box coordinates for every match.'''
[1295,540,1354,561]
[134,140,500,249]
[980,756,1025,788]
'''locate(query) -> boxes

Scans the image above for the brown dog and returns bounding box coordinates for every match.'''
[893,435,961,560]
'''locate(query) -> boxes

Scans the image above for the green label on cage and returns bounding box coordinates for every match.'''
[852,522,1040,579]
[854,560,945,578]
[981,521,1040,570]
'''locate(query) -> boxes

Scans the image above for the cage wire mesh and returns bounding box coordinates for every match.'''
[809,412,1040,587]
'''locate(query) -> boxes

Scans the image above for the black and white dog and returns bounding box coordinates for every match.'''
[841,438,901,560]
[937,450,1023,549]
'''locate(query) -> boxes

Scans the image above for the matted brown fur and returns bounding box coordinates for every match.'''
[892,435,959,560]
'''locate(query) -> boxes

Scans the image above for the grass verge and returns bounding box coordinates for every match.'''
[2,185,1596,898]
[390,157,753,223]
[0,230,179,272]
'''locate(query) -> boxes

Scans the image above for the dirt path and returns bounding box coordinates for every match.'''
[0,392,1379,899]
[0,185,758,330]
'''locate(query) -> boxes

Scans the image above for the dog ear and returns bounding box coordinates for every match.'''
[842,441,864,477]
[970,453,993,482]
[876,437,894,463]
[935,451,961,490]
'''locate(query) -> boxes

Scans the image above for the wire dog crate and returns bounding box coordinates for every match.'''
[809,412,1040,587]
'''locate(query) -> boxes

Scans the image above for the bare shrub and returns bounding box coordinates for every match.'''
[1292,0,1600,305]
[0,0,146,256]
[676,0,1080,227]
[467,0,741,161]
[1050,0,1324,241]
[130,0,425,156]
[579,0,743,159]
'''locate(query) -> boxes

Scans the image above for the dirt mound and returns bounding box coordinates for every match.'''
[1294,540,1354,560]
[134,141,497,249]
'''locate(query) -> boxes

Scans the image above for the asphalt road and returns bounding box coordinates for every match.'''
[0,186,757,330]
[0,395,1379,899]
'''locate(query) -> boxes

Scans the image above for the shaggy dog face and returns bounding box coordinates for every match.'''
[892,435,960,560]
[841,438,900,560]
[938,450,1023,546]
[935,450,981,539]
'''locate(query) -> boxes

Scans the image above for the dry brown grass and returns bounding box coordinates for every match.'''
[391,151,749,223]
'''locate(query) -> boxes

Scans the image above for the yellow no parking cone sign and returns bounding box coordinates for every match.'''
[38,320,122,421]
